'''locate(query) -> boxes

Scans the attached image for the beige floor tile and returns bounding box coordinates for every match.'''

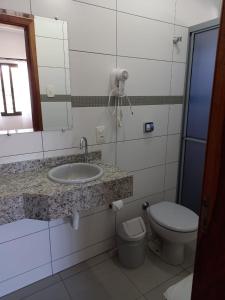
[144,271,189,300]
[64,259,141,300]
[117,251,183,294]
[59,252,111,280]
[1,275,60,300]
[25,282,70,300]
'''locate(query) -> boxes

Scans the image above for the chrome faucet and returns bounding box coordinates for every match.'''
[80,137,88,163]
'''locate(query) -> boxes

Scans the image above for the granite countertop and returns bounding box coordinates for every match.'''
[0,151,133,225]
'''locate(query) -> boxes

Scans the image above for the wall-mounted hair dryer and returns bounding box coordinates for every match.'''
[108,68,133,127]
[110,68,129,97]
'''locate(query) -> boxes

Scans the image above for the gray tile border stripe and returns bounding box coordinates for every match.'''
[71,96,184,107]
[41,95,72,102]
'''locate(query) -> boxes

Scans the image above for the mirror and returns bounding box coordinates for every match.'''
[0,13,72,134]
[34,16,72,131]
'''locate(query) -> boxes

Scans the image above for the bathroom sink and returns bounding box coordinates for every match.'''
[48,163,104,184]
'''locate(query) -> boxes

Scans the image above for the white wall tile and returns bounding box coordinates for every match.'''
[166,134,181,163]
[43,143,116,165]
[42,106,116,149]
[165,162,178,190]
[117,137,167,172]
[117,193,163,225]
[118,57,171,96]
[0,220,48,244]
[0,264,52,298]
[31,0,72,20]
[43,147,80,158]
[0,152,43,164]
[117,12,174,61]
[130,165,165,200]
[64,40,70,68]
[70,51,116,96]
[38,67,66,95]
[36,37,65,68]
[175,0,222,27]
[117,105,169,142]
[68,2,116,54]
[0,230,51,282]
[49,218,69,228]
[41,102,70,131]
[63,22,68,40]
[90,143,116,165]
[77,0,116,9]
[168,104,183,134]
[42,130,75,151]
[52,238,114,274]
[0,132,43,157]
[164,188,177,203]
[65,69,71,95]
[117,0,176,23]
[50,211,115,260]
[67,103,73,129]
[173,26,189,63]
[171,63,186,96]
[72,107,116,145]
[34,16,64,39]
[0,0,31,13]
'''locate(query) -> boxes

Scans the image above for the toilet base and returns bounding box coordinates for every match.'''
[162,240,184,265]
[148,239,184,266]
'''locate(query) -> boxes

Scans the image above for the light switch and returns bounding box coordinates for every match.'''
[96,126,105,144]
[46,84,55,98]
[144,122,154,133]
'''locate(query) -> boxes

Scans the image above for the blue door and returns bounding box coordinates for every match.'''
[180,27,219,214]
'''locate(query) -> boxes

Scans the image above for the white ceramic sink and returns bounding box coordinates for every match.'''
[48,163,104,184]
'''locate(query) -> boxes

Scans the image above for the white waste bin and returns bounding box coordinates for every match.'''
[117,217,146,268]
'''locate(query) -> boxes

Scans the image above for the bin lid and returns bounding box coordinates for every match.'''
[118,217,146,242]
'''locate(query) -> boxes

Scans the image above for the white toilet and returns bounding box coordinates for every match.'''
[147,201,199,265]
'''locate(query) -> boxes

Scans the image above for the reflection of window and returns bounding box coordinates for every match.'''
[0,62,22,116]
[0,14,43,132]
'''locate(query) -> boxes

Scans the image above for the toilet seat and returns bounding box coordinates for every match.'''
[148,202,198,233]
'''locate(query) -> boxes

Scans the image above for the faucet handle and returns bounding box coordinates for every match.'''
[80,137,88,152]
[80,137,88,148]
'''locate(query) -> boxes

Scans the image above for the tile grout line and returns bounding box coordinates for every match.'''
[18,277,63,300]
[59,254,111,281]
[48,222,54,276]
[142,268,190,297]
[113,261,145,296]
[69,48,187,64]
[51,236,114,263]
[29,0,32,14]
[0,241,114,293]
[0,228,50,246]
[40,131,45,157]
[60,279,73,300]
[0,262,51,285]
[128,160,179,175]
[72,0,189,28]
[115,0,118,167]
[163,0,177,200]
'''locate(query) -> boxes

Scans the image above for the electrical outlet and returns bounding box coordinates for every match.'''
[46,84,55,98]
[96,126,105,144]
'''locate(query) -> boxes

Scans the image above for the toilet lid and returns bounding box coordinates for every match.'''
[148,202,199,233]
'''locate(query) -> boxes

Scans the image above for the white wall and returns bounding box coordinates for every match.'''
[0,0,222,296]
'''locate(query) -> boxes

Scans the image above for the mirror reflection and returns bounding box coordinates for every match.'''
[34,16,72,131]
[0,15,72,134]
